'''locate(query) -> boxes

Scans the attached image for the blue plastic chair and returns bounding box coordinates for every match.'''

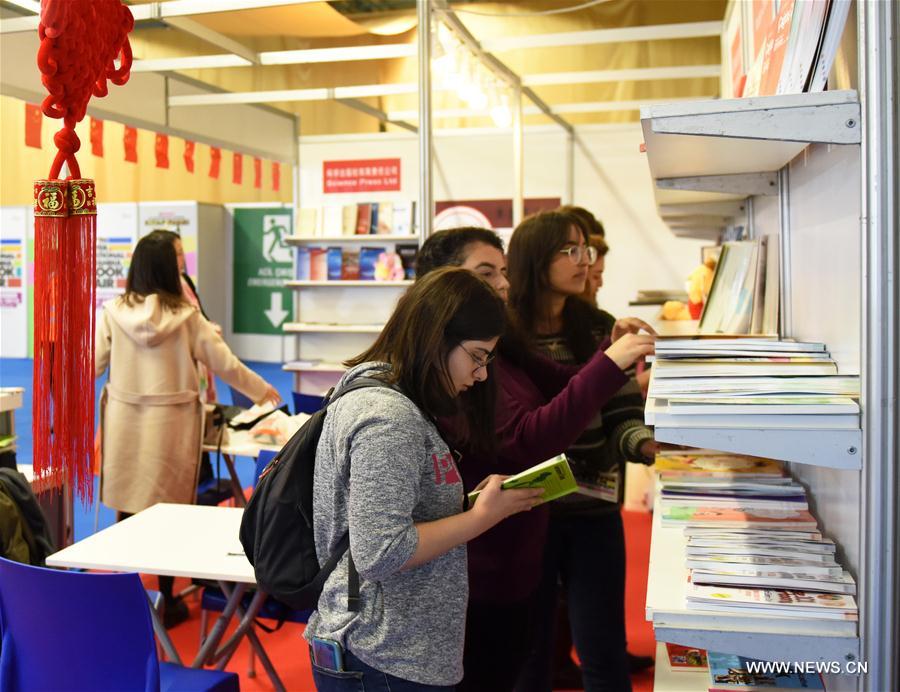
[199,449,311,677]
[292,391,324,415]
[0,556,239,692]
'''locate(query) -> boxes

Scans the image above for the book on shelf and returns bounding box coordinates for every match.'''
[687,583,857,618]
[691,568,856,595]
[309,247,328,281]
[775,0,830,95]
[655,338,827,354]
[664,496,809,511]
[392,200,415,235]
[706,651,825,691]
[321,206,343,236]
[654,450,787,481]
[467,454,577,506]
[296,246,310,280]
[355,203,373,235]
[341,204,358,236]
[663,642,708,672]
[757,0,797,96]
[660,505,818,529]
[375,202,393,234]
[646,398,858,429]
[663,396,858,415]
[684,527,823,541]
[297,207,319,236]
[654,607,856,637]
[807,0,852,92]
[687,536,835,554]
[396,243,418,280]
[326,247,343,281]
[648,375,860,398]
[685,557,841,577]
[650,358,838,378]
[686,546,833,562]
[359,247,385,280]
[341,249,360,280]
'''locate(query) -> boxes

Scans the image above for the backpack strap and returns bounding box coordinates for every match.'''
[323,376,394,612]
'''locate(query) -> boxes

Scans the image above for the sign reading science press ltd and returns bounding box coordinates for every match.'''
[323,158,401,193]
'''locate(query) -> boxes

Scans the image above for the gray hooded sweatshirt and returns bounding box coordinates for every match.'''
[303,362,467,685]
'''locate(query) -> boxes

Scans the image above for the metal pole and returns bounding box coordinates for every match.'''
[565,130,575,205]
[859,0,899,689]
[417,0,433,242]
[777,167,791,338]
[512,82,524,227]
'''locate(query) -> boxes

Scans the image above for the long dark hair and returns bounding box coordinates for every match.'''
[507,210,598,362]
[416,227,505,279]
[121,230,186,312]
[346,267,505,451]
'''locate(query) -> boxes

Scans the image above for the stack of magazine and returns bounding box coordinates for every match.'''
[655,449,858,637]
[646,338,860,429]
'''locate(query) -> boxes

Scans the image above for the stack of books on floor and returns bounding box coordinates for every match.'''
[655,448,858,637]
[646,338,860,429]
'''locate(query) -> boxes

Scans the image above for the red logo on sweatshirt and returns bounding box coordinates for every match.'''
[432,453,461,486]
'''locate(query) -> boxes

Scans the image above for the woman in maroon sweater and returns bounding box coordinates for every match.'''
[415,228,654,690]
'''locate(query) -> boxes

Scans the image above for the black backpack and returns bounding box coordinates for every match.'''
[238,377,389,611]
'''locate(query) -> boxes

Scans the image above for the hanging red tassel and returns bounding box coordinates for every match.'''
[33,0,133,503]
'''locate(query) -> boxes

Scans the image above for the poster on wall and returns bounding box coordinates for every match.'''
[0,207,28,358]
[138,202,199,280]
[95,203,139,313]
[232,207,293,334]
[434,198,561,246]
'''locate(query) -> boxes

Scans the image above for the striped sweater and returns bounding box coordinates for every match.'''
[534,308,654,515]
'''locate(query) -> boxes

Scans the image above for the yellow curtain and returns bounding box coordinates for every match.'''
[0,95,293,207]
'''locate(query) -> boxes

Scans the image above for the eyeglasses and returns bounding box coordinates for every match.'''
[558,245,598,266]
[459,343,496,370]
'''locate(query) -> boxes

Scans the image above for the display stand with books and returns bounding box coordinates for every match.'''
[282,206,419,398]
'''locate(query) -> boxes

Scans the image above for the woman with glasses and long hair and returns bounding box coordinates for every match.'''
[95,230,280,626]
[304,267,545,692]
[508,211,658,692]
[414,228,655,691]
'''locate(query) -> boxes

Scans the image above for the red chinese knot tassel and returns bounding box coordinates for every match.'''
[32,0,133,503]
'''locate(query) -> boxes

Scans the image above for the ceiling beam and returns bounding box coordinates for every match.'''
[482,21,722,52]
[131,55,252,72]
[335,98,417,134]
[163,16,259,65]
[387,96,713,121]
[0,0,322,33]
[523,64,721,86]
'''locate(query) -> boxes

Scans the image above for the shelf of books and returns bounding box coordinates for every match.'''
[646,454,859,666]
[646,338,862,469]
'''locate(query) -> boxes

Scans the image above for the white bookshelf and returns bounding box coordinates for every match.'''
[642,91,860,236]
[285,280,413,288]
[0,387,24,413]
[645,485,860,664]
[652,642,708,692]
[283,322,383,334]
[286,235,418,244]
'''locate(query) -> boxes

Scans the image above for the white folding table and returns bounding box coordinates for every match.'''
[45,503,285,691]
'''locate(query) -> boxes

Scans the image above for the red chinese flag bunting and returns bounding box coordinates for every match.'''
[155,133,169,168]
[209,146,221,179]
[90,117,104,156]
[184,140,195,173]
[232,152,243,185]
[25,103,42,149]
[123,125,138,162]
[272,161,280,191]
[253,157,262,189]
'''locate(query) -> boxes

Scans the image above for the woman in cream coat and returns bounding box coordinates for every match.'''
[96,230,280,517]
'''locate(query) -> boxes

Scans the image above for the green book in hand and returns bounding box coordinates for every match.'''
[468,454,578,506]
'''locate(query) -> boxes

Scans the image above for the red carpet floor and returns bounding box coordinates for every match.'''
[157,508,655,691]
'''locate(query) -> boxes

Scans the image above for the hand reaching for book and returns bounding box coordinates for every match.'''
[605,333,655,371]
[255,384,281,407]
[470,475,544,528]
[612,316,657,342]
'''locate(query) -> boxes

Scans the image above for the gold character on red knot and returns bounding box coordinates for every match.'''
[40,188,62,212]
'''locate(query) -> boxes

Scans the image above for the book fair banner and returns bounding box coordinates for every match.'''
[233,207,293,335]
[0,207,28,358]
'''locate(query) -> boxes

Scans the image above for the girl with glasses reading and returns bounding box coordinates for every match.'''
[304,268,544,692]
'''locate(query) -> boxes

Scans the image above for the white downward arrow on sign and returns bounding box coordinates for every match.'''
[264,292,289,327]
